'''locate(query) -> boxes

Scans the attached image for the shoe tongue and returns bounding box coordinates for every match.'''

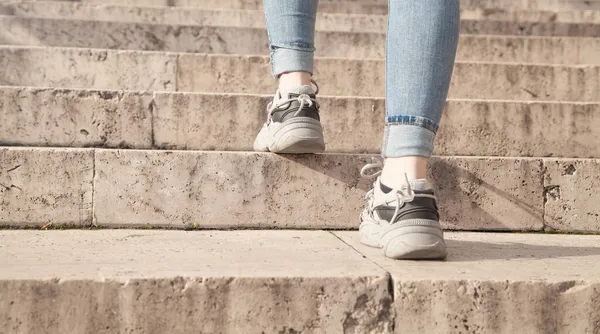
[282,85,314,98]
[379,178,432,193]
[410,179,431,191]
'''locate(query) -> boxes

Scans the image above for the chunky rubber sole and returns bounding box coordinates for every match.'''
[256,118,325,154]
[360,220,447,260]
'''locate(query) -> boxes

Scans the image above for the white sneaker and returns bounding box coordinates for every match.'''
[254,80,325,154]
[359,159,447,260]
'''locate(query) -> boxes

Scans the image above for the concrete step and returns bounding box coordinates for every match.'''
[2,147,599,232]
[1,46,598,101]
[3,17,599,64]
[3,4,600,36]
[5,1,600,25]
[334,231,600,333]
[2,0,390,15]
[1,230,599,333]
[2,87,599,158]
[7,0,600,13]
[461,0,600,11]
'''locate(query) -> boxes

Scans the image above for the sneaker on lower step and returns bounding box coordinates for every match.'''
[359,159,447,260]
[254,80,325,154]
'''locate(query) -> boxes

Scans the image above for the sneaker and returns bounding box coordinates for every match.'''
[254,80,325,154]
[359,158,447,260]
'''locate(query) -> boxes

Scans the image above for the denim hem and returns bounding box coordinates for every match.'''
[270,47,314,77]
[381,124,436,158]
[386,115,439,134]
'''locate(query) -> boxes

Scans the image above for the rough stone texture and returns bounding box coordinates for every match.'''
[459,19,600,37]
[3,5,600,36]
[152,92,270,151]
[461,0,600,11]
[2,46,598,100]
[455,35,600,65]
[0,16,267,54]
[0,230,393,334]
[3,16,600,65]
[5,88,598,157]
[430,157,544,230]
[448,62,600,102]
[437,100,600,158]
[335,231,600,334]
[91,150,544,230]
[0,87,152,148]
[93,150,371,228]
[460,8,600,23]
[153,92,600,157]
[544,159,600,232]
[0,148,93,226]
[177,54,600,101]
[0,46,176,92]
[5,2,600,26]
[0,0,391,14]
[1,230,599,333]
[152,93,385,153]
[0,6,390,34]
[12,0,600,12]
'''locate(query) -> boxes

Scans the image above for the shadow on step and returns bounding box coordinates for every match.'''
[445,239,600,262]
[281,154,544,230]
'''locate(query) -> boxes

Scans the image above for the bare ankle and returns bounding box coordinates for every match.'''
[380,156,428,188]
[278,72,311,93]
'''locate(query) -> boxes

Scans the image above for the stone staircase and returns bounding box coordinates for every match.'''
[0,0,599,332]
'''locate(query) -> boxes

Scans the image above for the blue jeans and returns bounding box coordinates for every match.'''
[264,0,460,158]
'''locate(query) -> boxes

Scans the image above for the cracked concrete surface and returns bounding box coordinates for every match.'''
[0,147,94,226]
[4,87,600,157]
[0,230,395,334]
[2,46,600,100]
[334,231,600,334]
[0,230,599,333]
[1,147,599,231]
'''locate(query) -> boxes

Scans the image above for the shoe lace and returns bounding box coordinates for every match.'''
[360,157,437,223]
[267,79,320,120]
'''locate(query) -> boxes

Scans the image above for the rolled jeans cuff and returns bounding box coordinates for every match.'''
[270,47,314,77]
[382,124,437,158]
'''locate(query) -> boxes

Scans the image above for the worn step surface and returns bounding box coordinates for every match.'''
[0,230,394,333]
[5,2,600,25]
[334,231,600,334]
[2,147,600,232]
[1,230,599,333]
[3,5,600,36]
[8,0,600,13]
[1,46,598,101]
[2,87,600,158]
[3,16,600,64]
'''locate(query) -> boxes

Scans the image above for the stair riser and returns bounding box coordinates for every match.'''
[11,0,600,13]
[3,8,600,36]
[335,231,600,333]
[2,87,600,158]
[5,2,600,25]
[3,16,600,64]
[394,281,600,333]
[0,277,393,333]
[3,147,599,232]
[2,278,598,333]
[1,47,598,101]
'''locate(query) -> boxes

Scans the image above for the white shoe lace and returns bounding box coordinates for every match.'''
[360,157,436,223]
[267,79,320,122]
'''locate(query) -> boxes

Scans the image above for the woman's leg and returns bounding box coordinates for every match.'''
[360,0,460,260]
[382,0,460,184]
[265,0,317,90]
[254,0,325,153]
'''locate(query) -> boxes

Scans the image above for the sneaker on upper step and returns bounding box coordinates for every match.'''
[254,80,325,154]
[359,158,447,260]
